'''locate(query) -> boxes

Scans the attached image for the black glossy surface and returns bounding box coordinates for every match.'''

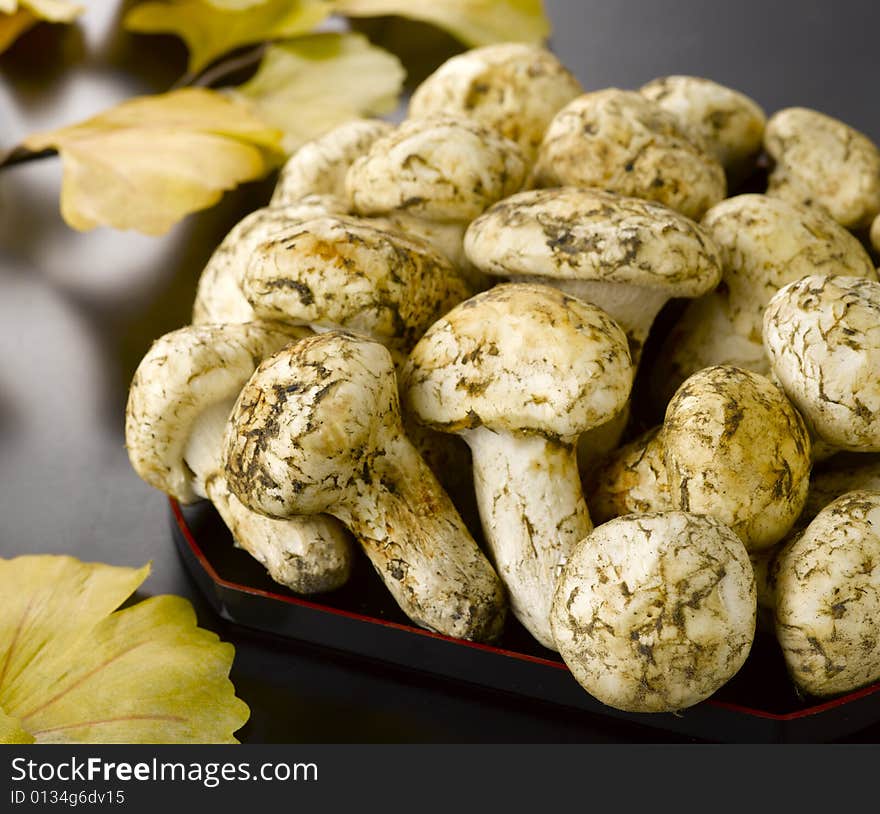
[2,0,879,743]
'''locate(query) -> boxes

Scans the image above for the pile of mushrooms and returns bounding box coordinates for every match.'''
[126,42,880,715]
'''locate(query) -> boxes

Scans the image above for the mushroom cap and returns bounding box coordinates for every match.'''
[345,115,527,222]
[224,332,398,519]
[799,454,880,528]
[550,511,756,713]
[775,490,880,696]
[242,215,472,350]
[408,43,583,161]
[463,187,722,297]
[639,75,766,170]
[663,365,812,550]
[701,193,877,341]
[403,283,633,438]
[532,89,726,220]
[125,322,307,504]
[764,275,880,451]
[764,107,880,229]
[271,118,394,206]
[192,196,348,326]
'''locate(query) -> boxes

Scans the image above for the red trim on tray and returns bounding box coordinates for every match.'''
[170,497,880,722]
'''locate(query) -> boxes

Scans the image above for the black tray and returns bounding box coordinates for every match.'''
[170,498,880,743]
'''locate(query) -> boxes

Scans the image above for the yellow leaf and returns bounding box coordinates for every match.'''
[0,555,249,744]
[232,32,405,153]
[22,88,285,235]
[125,0,333,74]
[0,0,81,53]
[333,0,551,47]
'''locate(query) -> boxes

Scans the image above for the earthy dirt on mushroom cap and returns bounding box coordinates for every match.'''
[550,511,756,713]
[764,107,880,230]
[192,196,349,326]
[663,365,812,550]
[403,283,633,438]
[345,115,527,223]
[242,215,472,351]
[408,43,583,162]
[224,331,398,519]
[639,75,766,170]
[463,187,722,295]
[775,490,880,697]
[125,322,306,504]
[701,194,877,342]
[764,275,880,452]
[271,119,394,207]
[532,89,726,220]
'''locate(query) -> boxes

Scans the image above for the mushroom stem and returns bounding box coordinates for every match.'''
[183,399,352,594]
[332,430,507,642]
[462,425,593,650]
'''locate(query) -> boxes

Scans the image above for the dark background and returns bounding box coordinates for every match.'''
[1,0,878,743]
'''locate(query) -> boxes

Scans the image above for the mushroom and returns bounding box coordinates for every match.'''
[587,365,812,551]
[550,511,756,713]
[764,107,880,230]
[345,115,527,288]
[463,187,722,366]
[192,195,348,326]
[532,89,726,220]
[651,194,877,406]
[221,331,507,642]
[403,283,633,649]
[798,454,880,528]
[639,75,766,181]
[241,214,472,357]
[775,490,880,697]
[763,275,880,453]
[125,322,353,594]
[407,42,583,162]
[270,118,393,206]
[871,213,880,256]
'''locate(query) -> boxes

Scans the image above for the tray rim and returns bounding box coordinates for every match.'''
[170,497,880,729]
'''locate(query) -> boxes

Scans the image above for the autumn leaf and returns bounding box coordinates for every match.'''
[0,0,82,54]
[125,0,333,74]
[231,31,404,153]
[22,87,284,235]
[0,555,249,744]
[332,0,551,47]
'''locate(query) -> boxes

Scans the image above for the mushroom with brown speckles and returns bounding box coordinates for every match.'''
[550,511,756,713]
[639,75,766,180]
[764,275,880,453]
[764,107,880,230]
[125,322,354,594]
[588,365,812,551]
[222,331,507,642]
[403,283,633,649]
[798,455,880,528]
[532,89,726,220]
[651,194,877,407]
[408,43,583,162]
[775,490,880,697]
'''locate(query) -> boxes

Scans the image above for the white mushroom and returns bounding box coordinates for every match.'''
[775,490,880,697]
[532,89,726,220]
[345,115,527,288]
[764,275,880,453]
[403,283,633,649]
[588,365,812,551]
[222,331,507,642]
[125,322,353,594]
[651,194,877,406]
[408,43,583,162]
[242,214,472,356]
[192,195,348,326]
[764,107,880,230]
[639,75,766,178]
[270,119,393,206]
[550,511,756,713]
[799,454,880,527]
